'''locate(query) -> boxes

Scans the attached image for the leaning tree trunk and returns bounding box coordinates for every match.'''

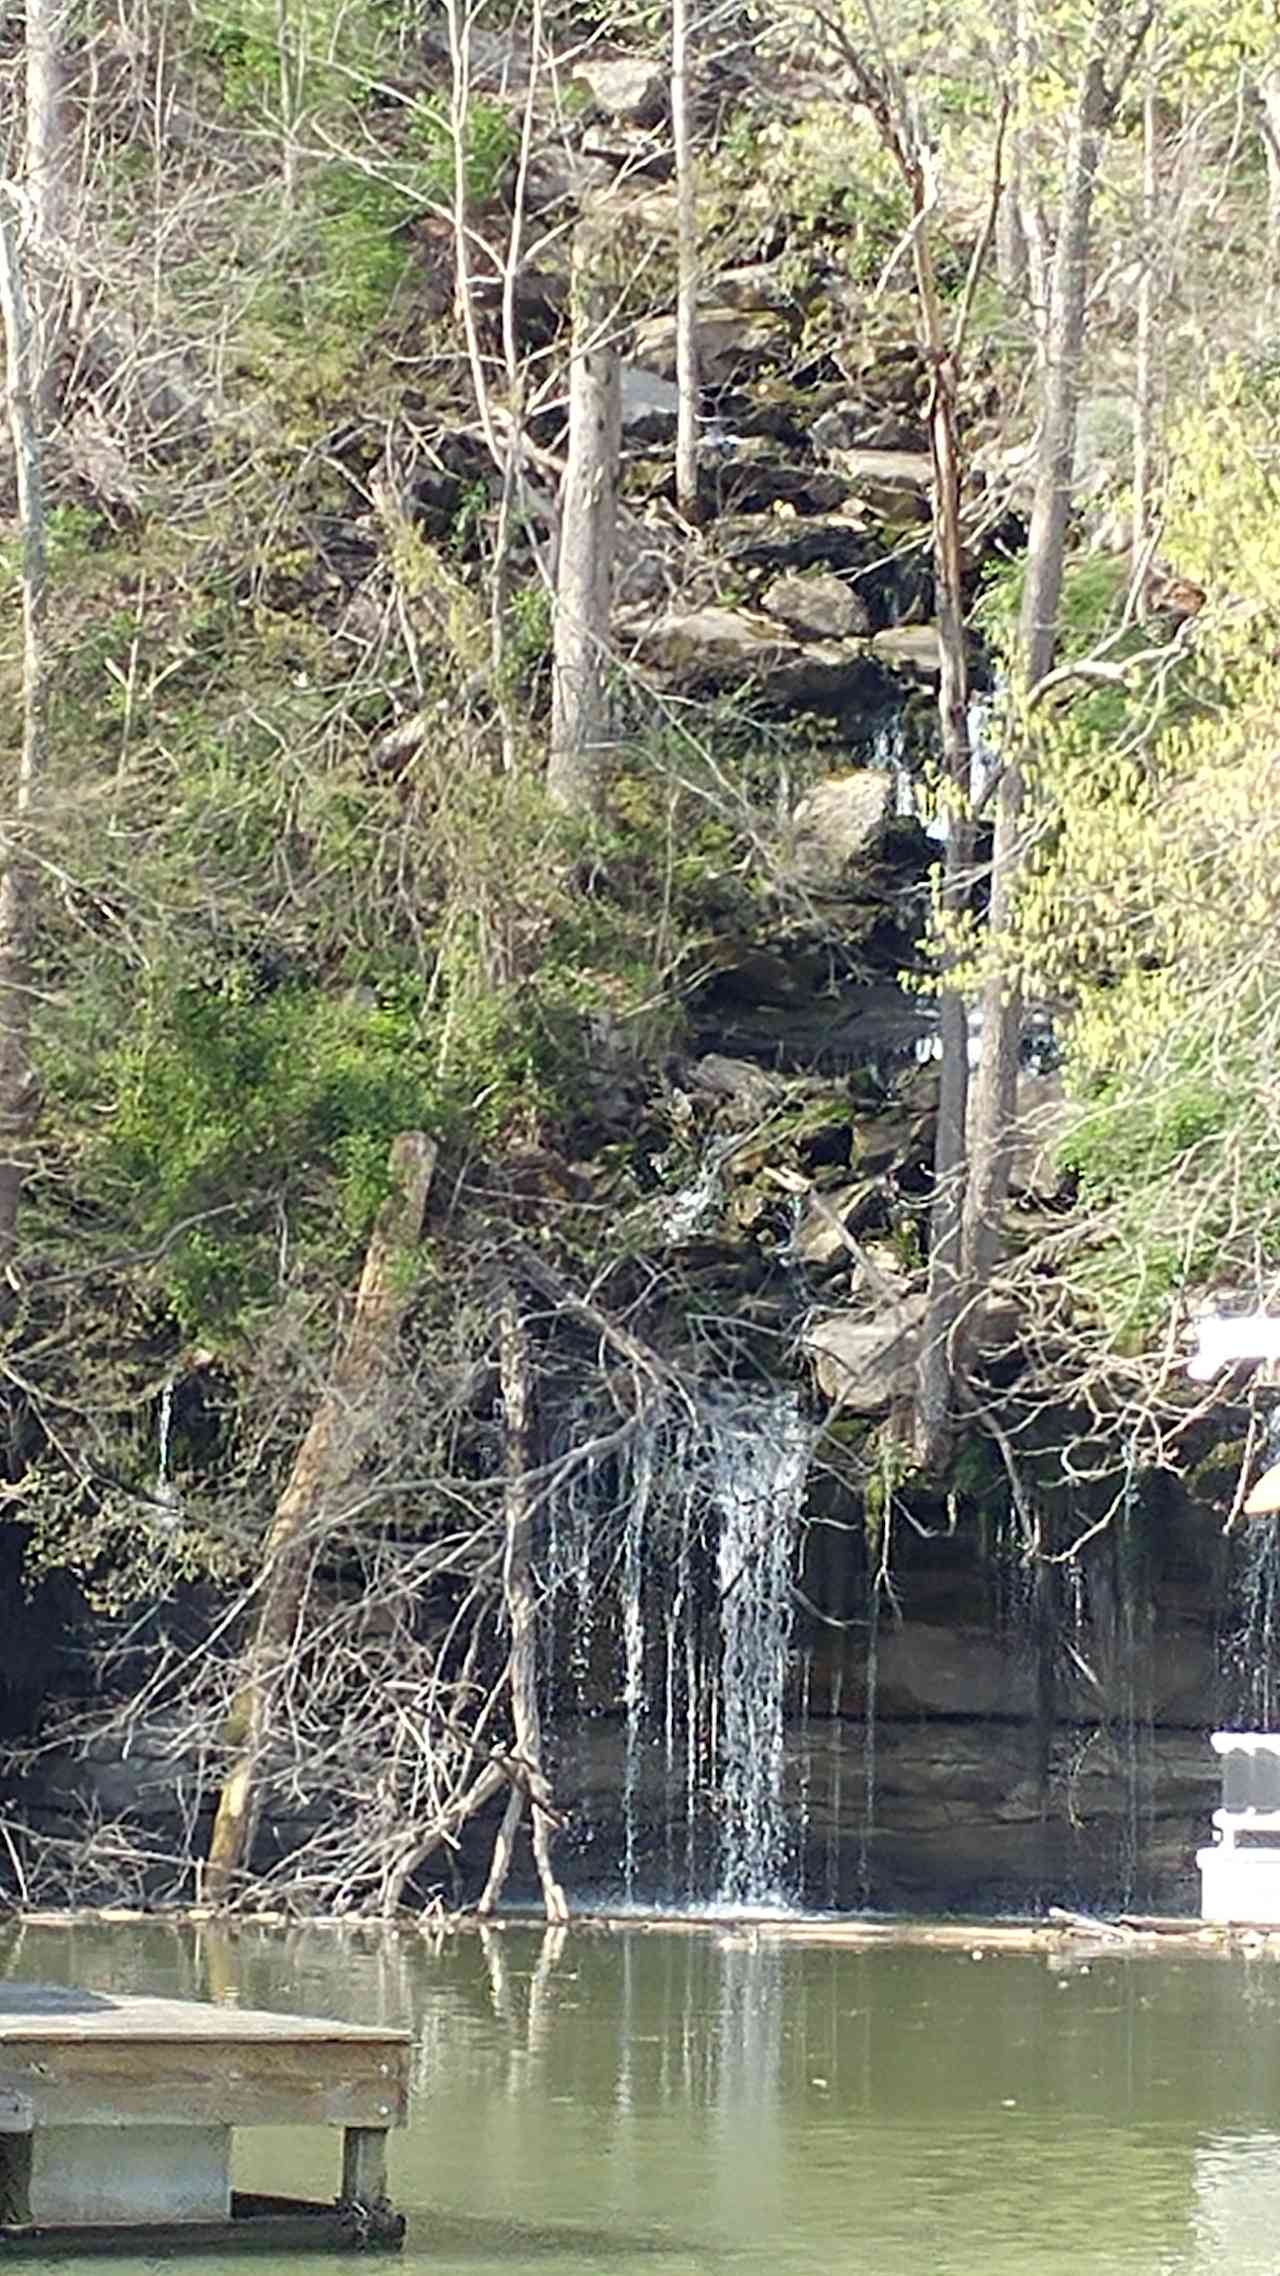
[547,214,621,816]
[0,212,50,1275]
[963,1,1145,1299]
[203,1132,437,1904]
[476,1293,569,1924]
[672,0,700,523]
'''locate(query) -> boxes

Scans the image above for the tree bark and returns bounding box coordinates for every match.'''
[203,1132,437,1905]
[476,1293,569,1924]
[672,0,700,523]
[963,2,1147,1298]
[995,0,1030,297]
[23,0,71,420]
[275,0,302,212]
[824,30,980,1472]
[547,215,621,816]
[0,211,50,1276]
[1258,66,1280,277]
[908,219,974,1475]
[1131,77,1161,575]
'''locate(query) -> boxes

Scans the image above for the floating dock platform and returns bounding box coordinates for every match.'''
[0,1982,410,2255]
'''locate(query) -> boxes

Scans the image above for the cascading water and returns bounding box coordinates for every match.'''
[545,1389,810,1910]
[1229,1519,1280,1728]
[714,1404,809,1905]
[1221,1411,1280,1727]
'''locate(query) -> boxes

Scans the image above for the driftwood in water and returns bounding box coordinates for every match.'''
[1046,1905,1133,1940]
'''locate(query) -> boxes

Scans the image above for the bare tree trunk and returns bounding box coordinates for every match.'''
[1132,77,1161,575]
[275,0,302,212]
[822,23,988,1470]
[0,212,50,1275]
[963,2,1150,1299]
[23,0,71,419]
[204,1133,437,1905]
[547,215,621,815]
[672,0,701,523]
[1258,66,1280,278]
[908,223,975,1475]
[995,0,1030,296]
[477,1294,569,1924]
[913,346,973,1474]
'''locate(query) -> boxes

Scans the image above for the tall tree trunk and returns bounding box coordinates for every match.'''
[204,1133,437,1905]
[275,0,302,212]
[672,0,700,523]
[547,215,621,816]
[963,2,1146,1298]
[826,26,987,1470]
[995,0,1030,296]
[910,236,974,1476]
[1259,66,1280,278]
[23,0,70,420]
[476,1293,569,1924]
[0,214,50,1275]
[1131,77,1161,575]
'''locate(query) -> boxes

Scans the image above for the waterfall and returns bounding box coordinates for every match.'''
[151,1376,181,1534]
[1229,1516,1280,1728]
[546,1388,810,1910]
[714,1403,809,1906]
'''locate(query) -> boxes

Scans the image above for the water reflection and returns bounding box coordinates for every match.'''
[8,1922,1280,2274]
[1191,2132,1280,2268]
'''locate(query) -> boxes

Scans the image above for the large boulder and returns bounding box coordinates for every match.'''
[789,1179,877,1268]
[714,511,876,577]
[763,572,871,640]
[812,401,926,454]
[625,604,882,707]
[522,146,616,210]
[711,262,795,312]
[632,307,792,383]
[572,55,668,123]
[804,1296,927,1413]
[789,769,892,880]
[871,623,943,681]
[699,453,852,516]
[835,446,934,523]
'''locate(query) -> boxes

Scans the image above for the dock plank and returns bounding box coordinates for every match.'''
[0,1988,410,2130]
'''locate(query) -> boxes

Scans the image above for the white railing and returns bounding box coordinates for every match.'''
[1198,1733,1280,1923]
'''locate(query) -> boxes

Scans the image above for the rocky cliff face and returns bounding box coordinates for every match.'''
[2,22,1256,1925]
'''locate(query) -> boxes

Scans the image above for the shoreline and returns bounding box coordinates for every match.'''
[2,1903,1274,1957]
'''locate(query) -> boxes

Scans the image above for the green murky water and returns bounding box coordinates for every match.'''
[4,1918,1280,2275]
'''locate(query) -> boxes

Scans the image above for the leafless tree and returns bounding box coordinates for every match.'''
[672,0,701,523]
[962,0,1155,1305]
[0,203,50,1275]
[547,208,622,814]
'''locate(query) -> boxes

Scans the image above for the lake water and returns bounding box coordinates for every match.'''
[5,1918,1280,2275]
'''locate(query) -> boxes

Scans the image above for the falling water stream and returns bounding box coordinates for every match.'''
[547,1390,809,1909]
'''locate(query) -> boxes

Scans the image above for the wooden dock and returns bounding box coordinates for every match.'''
[0,1983,411,2255]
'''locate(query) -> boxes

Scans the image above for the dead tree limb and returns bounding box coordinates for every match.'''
[476,1293,569,1923]
[203,1132,437,1905]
